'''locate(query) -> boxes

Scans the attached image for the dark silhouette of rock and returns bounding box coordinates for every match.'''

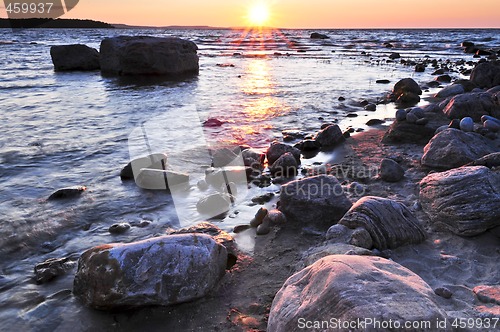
[48,186,86,200]
[120,153,168,180]
[73,234,227,309]
[421,129,495,169]
[266,142,301,165]
[310,32,329,39]
[268,255,448,332]
[442,92,500,121]
[100,36,199,76]
[315,124,345,149]
[279,175,352,228]
[50,44,100,71]
[420,166,500,236]
[470,61,500,89]
[337,196,426,250]
[34,257,75,284]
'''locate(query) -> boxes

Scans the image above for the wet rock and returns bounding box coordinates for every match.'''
[203,118,224,127]
[34,257,75,284]
[233,225,250,233]
[421,129,495,169]
[465,152,500,168]
[459,117,474,132]
[73,234,227,309]
[250,207,268,227]
[420,166,500,236]
[364,103,376,111]
[279,175,352,228]
[310,32,329,39]
[380,158,405,182]
[434,287,453,299]
[366,119,384,126]
[416,117,429,125]
[48,186,86,200]
[251,192,274,204]
[135,169,189,190]
[270,152,298,177]
[326,224,373,249]
[415,63,426,72]
[389,52,400,59]
[315,124,345,149]
[442,92,500,121]
[382,110,449,144]
[268,255,448,332]
[100,36,199,76]
[396,92,420,106]
[50,44,100,71]
[108,223,131,234]
[196,193,232,216]
[395,109,407,122]
[448,118,461,129]
[337,196,426,250]
[470,60,500,89]
[296,139,321,151]
[120,153,168,180]
[436,74,452,83]
[168,222,236,257]
[473,285,500,305]
[453,79,478,92]
[300,243,374,268]
[266,142,301,165]
[376,79,390,84]
[434,84,464,98]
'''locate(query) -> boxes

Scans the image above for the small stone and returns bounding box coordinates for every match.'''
[364,103,376,111]
[459,117,474,132]
[233,225,251,233]
[376,79,390,84]
[48,186,86,200]
[338,96,346,101]
[34,257,74,284]
[251,193,274,204]
[395,109,407,122]
[434,287,453,299]
[481,115,500,125]
[406,113,418,123]
[196,193,231,216]
[436,74,452,83]
[484,120,500,132]
[415,64,425,72]
[366,119,385,126]
[250,207,268,227]
[410,107,425,119]
[264,209,287,225]
[108,223,131,234]
[389,52,400,59]
[416,118,429,125]
[380,158,405,182]
[346,113,358,118]
[256,219,271,235]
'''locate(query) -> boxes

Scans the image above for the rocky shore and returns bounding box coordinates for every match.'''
[41,37,500,330]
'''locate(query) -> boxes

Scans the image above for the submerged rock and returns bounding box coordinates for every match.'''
[337,196,426,250]
[50,44,100,71]
[48,186,86,200]
[279,175,352,228]
[34,257,75,284]
[73,234,227,309]
[268,255,448,332]
[421,129,495,169]
[420,166,500,236]
[100,36,199,76]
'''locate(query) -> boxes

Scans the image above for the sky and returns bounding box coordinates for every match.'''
[2,0,500,28]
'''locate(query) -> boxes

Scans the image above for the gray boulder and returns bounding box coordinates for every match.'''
[470,60,500,89]
[315,124,345,149]
[421,128,495,169]
[279,175,352,228]
[73,234,227,309]
[268,255,448,332]
[393,78,422,98]
[420,166,500,236]
[382,110,449,144]
[442,92,500,121]
[50,44,100,71]
[266,142,301,165]
[465,152,500,168]
[100,36,199,76]
[380,158,405,182]
[337,196,426,250]
[270,152,298,177]
[434,84,464,98]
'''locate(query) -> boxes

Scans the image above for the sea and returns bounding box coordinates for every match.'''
[0,28,498,330]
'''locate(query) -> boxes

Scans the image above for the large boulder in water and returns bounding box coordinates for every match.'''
[73,234,227,309]
[421,128,496,170]
[442,92,500,121]
[392,78,422,106]
[100,36,199,76]
[419,166,500,236]
[335,196,426,250]
[279,175,352,228]
[266,142,301,165]
[50,44,100,71]
[268,255,448,332]
[315,124,345,149]
[470,60,500,89]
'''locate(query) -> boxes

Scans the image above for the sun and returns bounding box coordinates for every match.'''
[248,3,270,27]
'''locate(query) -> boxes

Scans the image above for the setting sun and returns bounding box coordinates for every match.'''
[247,3,270,26]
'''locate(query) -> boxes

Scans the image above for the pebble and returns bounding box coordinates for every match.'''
[434,287,453,299]
[346,113,358,118]
[406,113,418,124]
[109,222,131,234]
[395,109,407,122]
[481,115,500,125]
[459,117,474,132]
[251,192,274,204]
[338,96,346,101]
[415,64,425,72]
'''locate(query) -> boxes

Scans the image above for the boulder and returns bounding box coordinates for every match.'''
[325,224,373,249]
[270,152,298,177]
[73,234,227,309]
[266,142,301,165]
[135,168,189,190]
[393,78,422,98]
[50,44,100,71]
[434,84,464,98]
[310,32,329,39]
[279,175,352,228]
[420,166,500,236]
[380,158,405,182]
[100,36,199,76]
[470,61,500,89]
[421,129,495,169]
[268,255,448,332]
[465,152,500,168]
[48,186,86,200]
[300,243,374,268]
[382,110,449,144]
[120,153,168,180]
[315,124,345,149]
[337,196,426,250]
[442,92,500,121]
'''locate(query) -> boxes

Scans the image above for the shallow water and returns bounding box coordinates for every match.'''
[0,27,498,329]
